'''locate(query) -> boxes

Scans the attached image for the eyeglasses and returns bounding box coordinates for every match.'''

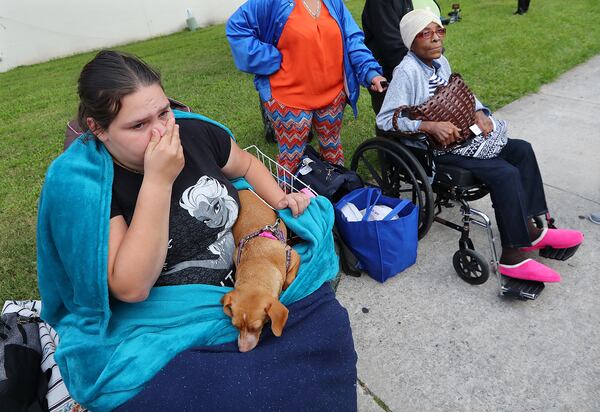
[416,27,446,40]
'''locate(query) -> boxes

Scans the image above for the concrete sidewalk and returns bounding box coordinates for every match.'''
[338,55,600,411]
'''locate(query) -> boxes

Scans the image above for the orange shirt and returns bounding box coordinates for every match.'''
[270,1,344,110]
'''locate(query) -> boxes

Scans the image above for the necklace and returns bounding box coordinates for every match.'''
[302,0,321,18]
[112,156,144,175]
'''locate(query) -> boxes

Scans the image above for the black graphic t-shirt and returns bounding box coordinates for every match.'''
[110,118,240,287]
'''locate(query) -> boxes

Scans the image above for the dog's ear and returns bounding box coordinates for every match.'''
[221,291,236,318]
[283,247,300,290]
[265,299,289,337]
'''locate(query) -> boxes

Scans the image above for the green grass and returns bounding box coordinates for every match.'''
[1,0,599,303]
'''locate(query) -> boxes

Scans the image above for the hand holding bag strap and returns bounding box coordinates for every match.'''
[393,73,476,151]
[382,198,413,221]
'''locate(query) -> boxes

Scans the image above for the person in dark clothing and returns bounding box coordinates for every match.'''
[362,0,413,85]
[515,0,531,14]
[362,0,413,113]
[362,0,441,114]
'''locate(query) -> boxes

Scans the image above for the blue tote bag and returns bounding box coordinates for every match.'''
[334,188,419,282]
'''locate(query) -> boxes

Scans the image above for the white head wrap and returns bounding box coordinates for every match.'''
[399,8,444,50]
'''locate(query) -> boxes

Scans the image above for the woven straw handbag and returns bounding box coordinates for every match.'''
[392,73,476,151]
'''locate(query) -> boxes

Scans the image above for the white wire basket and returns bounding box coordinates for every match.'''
[243,145,317,201]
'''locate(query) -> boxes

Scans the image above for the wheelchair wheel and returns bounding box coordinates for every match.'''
[350,138,434,239]
[452,249,489,285]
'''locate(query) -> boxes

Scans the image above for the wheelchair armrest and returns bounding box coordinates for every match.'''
[375,127,429,150]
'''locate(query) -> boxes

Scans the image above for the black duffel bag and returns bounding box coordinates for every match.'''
[294,145,363,203]
[0,313,50,412]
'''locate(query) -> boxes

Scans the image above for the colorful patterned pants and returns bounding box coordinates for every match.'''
[263,91,347,185]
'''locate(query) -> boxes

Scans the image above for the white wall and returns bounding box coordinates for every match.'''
[0,0,245,72]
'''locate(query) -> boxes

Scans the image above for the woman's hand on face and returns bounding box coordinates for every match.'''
[474,111,493,136]
[419,121,461,147]
[276,192,312,217]
[370,76,388,93]
[144,117,185,186]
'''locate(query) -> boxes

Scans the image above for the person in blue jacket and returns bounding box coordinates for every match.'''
[226,0,386,183]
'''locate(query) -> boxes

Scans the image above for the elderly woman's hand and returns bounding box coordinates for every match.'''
[419,121,461,147]
[370,76,388,93]
[474,110,493,136]
[276,192,312,217]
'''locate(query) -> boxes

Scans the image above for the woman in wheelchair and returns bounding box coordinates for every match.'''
[376,9,583,283]
[36,50,358,410]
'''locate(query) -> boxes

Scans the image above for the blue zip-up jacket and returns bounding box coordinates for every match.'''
[226,0,383,117]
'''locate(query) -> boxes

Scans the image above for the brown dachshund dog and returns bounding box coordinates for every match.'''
[221,190,301,352]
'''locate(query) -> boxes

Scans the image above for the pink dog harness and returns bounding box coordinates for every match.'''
[258,232,278,241]
[235,218,292,273]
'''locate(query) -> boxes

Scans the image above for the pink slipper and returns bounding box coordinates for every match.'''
[520,228,583,261]
[499,259,561,283]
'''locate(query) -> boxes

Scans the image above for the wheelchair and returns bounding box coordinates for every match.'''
[258,97,557,300]
[349,127,547,300]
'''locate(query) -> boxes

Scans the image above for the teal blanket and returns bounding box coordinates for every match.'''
[36,112,338,411]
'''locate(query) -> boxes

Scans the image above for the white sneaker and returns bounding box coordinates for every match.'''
[589,212,600,225]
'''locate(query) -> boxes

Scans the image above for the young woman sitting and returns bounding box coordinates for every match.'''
[37,50,357,411]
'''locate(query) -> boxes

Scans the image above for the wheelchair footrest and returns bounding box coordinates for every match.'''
[500,275,545,300]
[539,244,580,261]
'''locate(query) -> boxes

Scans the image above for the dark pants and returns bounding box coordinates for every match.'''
[517,0,531,12]
[115,285,358,411]
[436,139,548,247]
